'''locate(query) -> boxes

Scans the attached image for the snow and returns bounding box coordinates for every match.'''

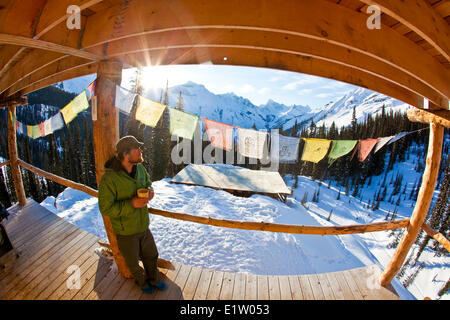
[39,140,449,300]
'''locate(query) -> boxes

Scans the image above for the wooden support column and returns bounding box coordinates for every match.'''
[93,60,132,279]
[7,104,26,206]
[380,122,444,286]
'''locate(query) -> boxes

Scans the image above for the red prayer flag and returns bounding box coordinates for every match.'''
[350,138,379,162]
[202,117,235,151]
[86,80,96,100]
[38,123,45,137]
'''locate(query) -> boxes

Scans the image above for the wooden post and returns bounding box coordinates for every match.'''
[7,105,27,206]
[379,122,444,286]
[93,60,132,279]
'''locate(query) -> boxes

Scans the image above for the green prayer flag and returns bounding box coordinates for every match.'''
[169,108,199,140]
[327,140,358,165]
[32,125,40,139]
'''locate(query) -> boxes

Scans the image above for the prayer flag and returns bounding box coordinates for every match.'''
[43,118,52,136]
[86,80,96,100]
[50,112,65,132]
[169,108,199,140]
[350,138,379,162]
[135,95,166,127]
[202,117,234,151]
[115,85,136,114]
[21,123,27,136]
[374,136,394,153]
[237,127,268,159]
[61,90,89,124]
[31,125,40,139]
[327,140,358,165]
[27,125,33,138]
[38,123,45,137]
[271,131,300,163]
[387,132,409,145]
[301,138,331,163]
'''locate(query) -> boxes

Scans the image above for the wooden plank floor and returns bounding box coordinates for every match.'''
[0,200,401,300]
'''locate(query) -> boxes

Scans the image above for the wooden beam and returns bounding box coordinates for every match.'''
[0,93,27,108]
[19,63,97,96]
[380,123,444,287]
[93,59,132,279]
[0,0,102,88]
[7,106,27,206]
[149,207,410,235]
[0,34,104,61]
[119,46,426,108]
[5,56,95,96]
[17,159,99,198]
[81,0,450,100]
[359,0,450,63]
[0,160,10,168]
[94,28,446,108]
[421,223,450,253]
[407,108,450,128]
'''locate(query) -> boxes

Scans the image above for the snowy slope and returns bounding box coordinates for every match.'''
[40,137,449,300]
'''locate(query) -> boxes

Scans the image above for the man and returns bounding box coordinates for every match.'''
[98,135,167,294]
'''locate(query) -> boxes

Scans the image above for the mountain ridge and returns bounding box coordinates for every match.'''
[57,75,411,133]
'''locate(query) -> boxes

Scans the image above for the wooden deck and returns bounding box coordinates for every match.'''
[0,200,400,300]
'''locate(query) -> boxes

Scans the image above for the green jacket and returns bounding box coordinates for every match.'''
[98,157,152,236]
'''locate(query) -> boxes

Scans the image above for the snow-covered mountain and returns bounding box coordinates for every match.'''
[56,75,411,132]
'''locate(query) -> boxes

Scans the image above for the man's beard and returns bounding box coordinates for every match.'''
[129,155,143,164]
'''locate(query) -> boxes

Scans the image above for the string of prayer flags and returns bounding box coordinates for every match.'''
[202,117,235,151]
[115,85,136,114]
[387,132,409,145]
[135,95,166,127]
[60,90,89,125]
[350,138,379,162]
[237,127,268,159]
[327,140,358,165]
[169,108,199,140]
[300,138,331,163]
[271,131,300,163]
[373,136,394,153]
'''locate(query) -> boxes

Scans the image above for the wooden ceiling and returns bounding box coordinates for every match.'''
[0,0,448,110]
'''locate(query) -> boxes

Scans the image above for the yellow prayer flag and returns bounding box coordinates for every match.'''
[301,138,331,163]
[135,95,166,127]
[60,91,89,124]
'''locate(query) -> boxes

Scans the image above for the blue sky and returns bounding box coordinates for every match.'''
[122,65,359,109]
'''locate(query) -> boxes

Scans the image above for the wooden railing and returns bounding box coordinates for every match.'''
[13,157,448,244]
[0,160,10,168]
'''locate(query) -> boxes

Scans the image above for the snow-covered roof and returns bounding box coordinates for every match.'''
[171,164,291,195]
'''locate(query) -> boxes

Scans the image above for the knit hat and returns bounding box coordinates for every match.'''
[115,135,144,156]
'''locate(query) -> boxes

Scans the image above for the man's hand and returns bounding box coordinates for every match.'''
[148,188,155,201]
[131,188,155,208]
[131,196,149,208]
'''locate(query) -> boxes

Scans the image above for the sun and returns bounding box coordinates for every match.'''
[140,66,190,90]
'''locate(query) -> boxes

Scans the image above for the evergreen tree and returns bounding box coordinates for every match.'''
[149,80,171,181]
[125,68,146,141]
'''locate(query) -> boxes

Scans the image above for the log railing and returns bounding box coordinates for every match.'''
[13,157,450,284]
[0,160,10,168]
